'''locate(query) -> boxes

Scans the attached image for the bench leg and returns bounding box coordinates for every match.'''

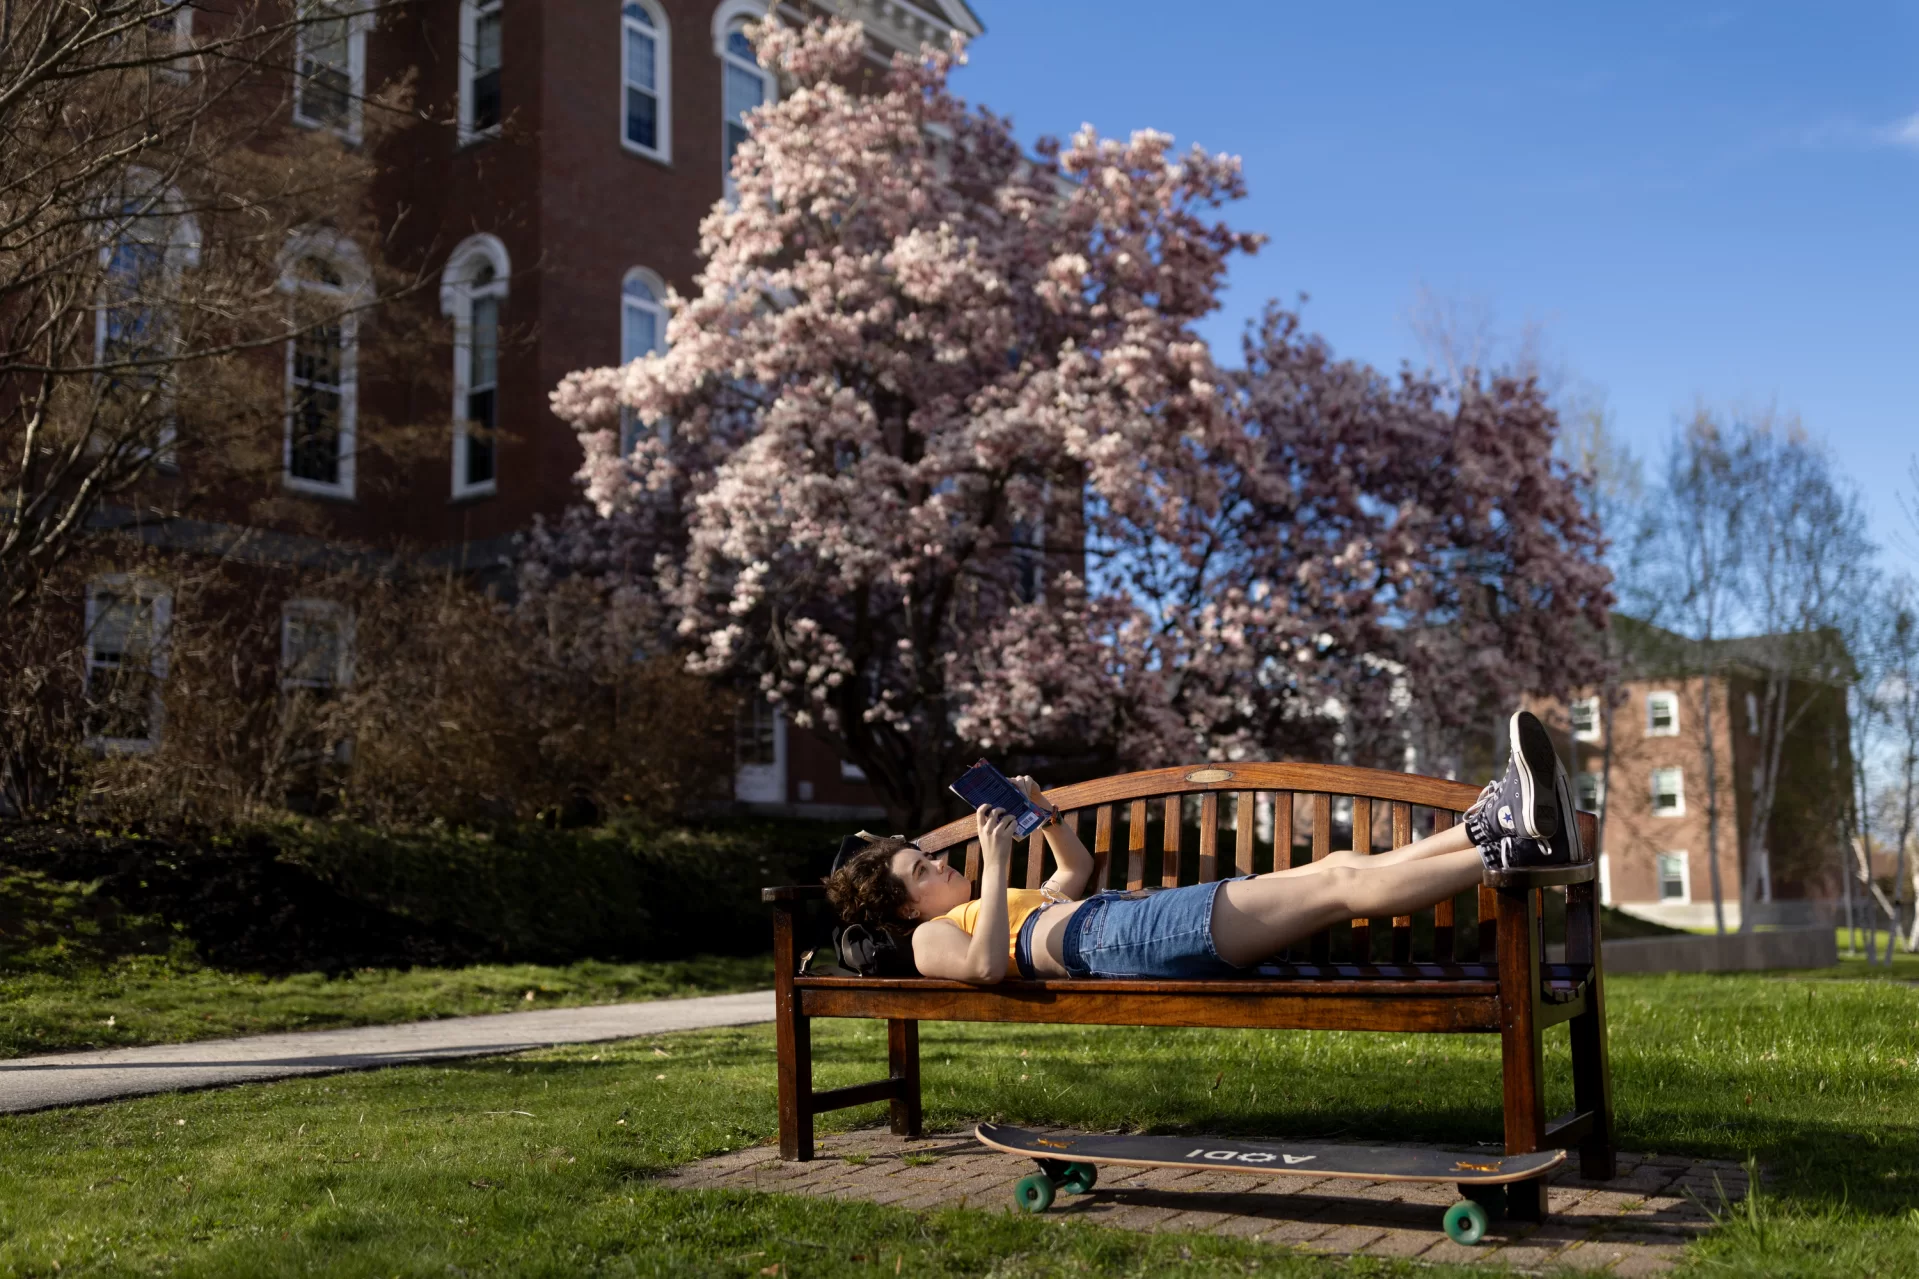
[1569,995,1616,1180]
[772,904,814,1161]
[1497,885,1549,1222]
[888,1019,922,1138]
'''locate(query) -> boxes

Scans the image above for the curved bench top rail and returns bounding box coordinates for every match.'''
[913,761,1484,853]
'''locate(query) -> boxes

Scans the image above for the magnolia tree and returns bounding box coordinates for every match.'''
[549,18,1612,829]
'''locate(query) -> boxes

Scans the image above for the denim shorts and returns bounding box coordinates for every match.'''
[1059,879,1250,979]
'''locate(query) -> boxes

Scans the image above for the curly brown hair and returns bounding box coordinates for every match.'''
[824,836,918,934]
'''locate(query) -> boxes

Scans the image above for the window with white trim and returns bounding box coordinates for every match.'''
[621,1,671,160]
[1745,690,1760,736]
[83,576,171,752]
[281,600,353,691]
[96,175,201,465]
[737,699,777,767]
[840,759,868,782]
[1645,690,1679,736]
[281,231,369,497]
[293,1,365,139]
[1597,852,1611,906]
[144,3,196,74]
[1570,696,1600,741]
[440,235,510,497]
[1651,766,1685,817]
[1656,851,1689,902]
[1574,771,1604,813]
[716,10,769,196]
[459,0,505,142]
[619,267,667,454]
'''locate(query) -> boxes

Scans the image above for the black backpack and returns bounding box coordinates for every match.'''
[806,832,920,978]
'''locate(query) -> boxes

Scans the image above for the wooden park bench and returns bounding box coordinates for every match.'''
[763,762,1615,1218]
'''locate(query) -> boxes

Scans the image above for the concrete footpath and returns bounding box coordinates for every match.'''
[0,990,776,1114]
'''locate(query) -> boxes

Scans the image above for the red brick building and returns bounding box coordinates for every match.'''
[1533,620,1852,929]
[83,0,985,821]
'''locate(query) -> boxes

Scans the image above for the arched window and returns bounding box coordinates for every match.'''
[458,0,505,143]
[83,574,172,753]
[620,267,668,454]
[293,0,367,140]
[440,234,510,497]
[96,172,201,464]
[620,1,671,161]
[280,228,370,498]
[713,3,773,197]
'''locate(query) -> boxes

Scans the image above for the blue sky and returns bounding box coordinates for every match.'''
[950,2,1919,578]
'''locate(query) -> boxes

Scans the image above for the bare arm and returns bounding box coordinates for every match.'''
[911,806,1015,984]
[1014,775,1094,900]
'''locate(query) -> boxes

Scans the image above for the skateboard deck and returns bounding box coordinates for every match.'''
[975,1124,1565,1185]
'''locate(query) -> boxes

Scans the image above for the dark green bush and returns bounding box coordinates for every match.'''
[277,816,842,963]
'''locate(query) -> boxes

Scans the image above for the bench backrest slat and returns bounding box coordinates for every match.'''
[1126,799,1148,890]
[1093,805,1115,892]
[1235,791,1256,877]
[1161,796,1182,888]
[1349,796,1375,959]
[1198,792,1220,883]
[1391,801,1416,963]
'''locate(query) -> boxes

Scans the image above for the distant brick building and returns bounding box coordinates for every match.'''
[83,0,985,822]
[1534,619,1852,929]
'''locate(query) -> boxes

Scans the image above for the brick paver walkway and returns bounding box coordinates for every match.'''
[663,1128,1748,1273]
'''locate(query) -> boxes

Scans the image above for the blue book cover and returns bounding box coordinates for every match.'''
[948,759,1052,839]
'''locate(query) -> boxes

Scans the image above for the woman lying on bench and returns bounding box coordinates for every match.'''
[824,711,1589,984]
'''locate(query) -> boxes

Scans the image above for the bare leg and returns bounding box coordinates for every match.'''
[1210,849,1484,968]
[1255,823,1474,879]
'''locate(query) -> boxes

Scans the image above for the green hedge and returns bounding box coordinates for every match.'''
[276,816,841,964]
[0,815,847,974]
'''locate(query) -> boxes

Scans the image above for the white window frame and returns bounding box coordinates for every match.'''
[620,0,672,163]
[458,0,506,145]
[279,228,370,499]
[291,0,367,141]
[1746,690,1760,737]
[280,599,355,691]
[94,173,201,469]
[714,2,775,198]
[1651,766,1686,818]
[619,266,669,455]
[734,700,787,804]
[83,574,172,754]
[1597,852,1611,906]
[1570,695,1600,742]
[440,234,511,499]
[840,759,868,782]
[1645,689,1679,737]
[1655,850,1691,904]
[1574,770,1604,813]
[145,3,198,78]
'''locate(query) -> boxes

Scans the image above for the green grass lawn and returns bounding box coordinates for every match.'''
[0,954,773,1060]
[2,962,1917,1276]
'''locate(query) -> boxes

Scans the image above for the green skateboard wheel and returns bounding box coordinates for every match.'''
[1443,1199,1489,1245]
[1058,1162,1098,1195]
[1015,1173,1056,1213]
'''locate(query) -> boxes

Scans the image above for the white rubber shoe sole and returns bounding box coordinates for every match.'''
[1508,710,1561,841]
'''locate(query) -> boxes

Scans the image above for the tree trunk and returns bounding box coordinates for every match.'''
[1700,672,1728,935]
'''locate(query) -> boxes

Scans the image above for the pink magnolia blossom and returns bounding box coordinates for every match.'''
[546,18,1609,828]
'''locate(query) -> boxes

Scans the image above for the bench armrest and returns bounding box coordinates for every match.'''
[764,884,828,904]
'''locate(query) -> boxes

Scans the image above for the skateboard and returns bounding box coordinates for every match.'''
[974,1123,1565,1245]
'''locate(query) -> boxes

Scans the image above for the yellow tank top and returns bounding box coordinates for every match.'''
[939,889,1054,963]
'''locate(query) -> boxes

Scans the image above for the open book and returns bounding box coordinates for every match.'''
[949,759,1054,839]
